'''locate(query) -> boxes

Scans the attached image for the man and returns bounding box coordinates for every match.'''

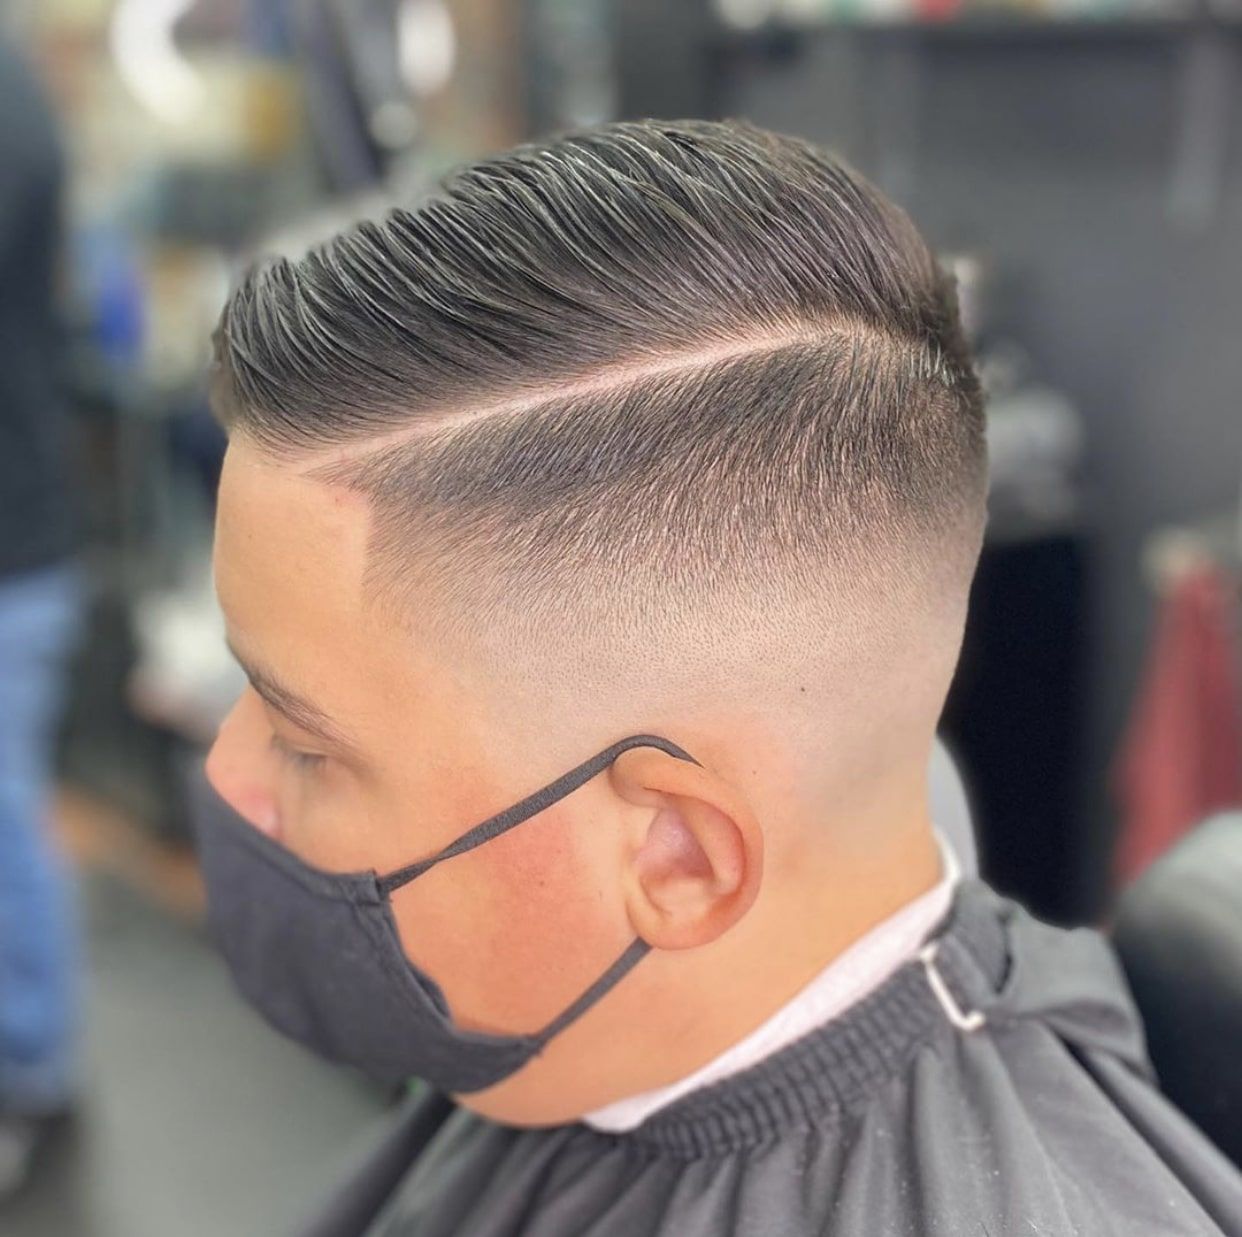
[199,120,1242,1235]
[0,33,82,1202]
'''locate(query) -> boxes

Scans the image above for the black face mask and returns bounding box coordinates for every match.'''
[192,733,699,1093]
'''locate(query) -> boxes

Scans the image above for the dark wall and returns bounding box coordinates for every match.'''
[616,17,1242,916]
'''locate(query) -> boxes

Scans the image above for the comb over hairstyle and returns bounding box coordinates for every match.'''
[212,119,986,672]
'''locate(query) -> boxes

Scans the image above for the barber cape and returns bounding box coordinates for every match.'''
[300,881,1242,1237]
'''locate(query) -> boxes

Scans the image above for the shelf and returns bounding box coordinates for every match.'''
[714,11,1242,47]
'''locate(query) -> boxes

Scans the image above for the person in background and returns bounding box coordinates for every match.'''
[0,33,83,1204]
[199,120,1242,1235]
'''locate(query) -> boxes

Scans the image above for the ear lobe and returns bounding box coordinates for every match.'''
[612,749,763,951]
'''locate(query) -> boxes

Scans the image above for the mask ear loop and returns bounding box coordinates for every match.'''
[529,938,653,1046]
[373,733,700,1047]
[375,734,701,896]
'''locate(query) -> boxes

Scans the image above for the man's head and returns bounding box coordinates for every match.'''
[206,119,986,1123]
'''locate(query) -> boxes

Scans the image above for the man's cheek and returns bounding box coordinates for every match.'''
[484,819,626,1016]
[390,813,618,1035]
[475,802,618,944]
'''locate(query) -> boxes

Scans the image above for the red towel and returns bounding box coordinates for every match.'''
[1114,565,1242,885]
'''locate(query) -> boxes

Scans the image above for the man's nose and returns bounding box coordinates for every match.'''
[204,696,281,838]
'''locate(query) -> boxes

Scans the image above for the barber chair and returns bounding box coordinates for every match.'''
[929,737,979,879]
[1112,812,1242,1168]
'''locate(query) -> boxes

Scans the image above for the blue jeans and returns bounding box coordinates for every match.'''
[0,563,83,1112]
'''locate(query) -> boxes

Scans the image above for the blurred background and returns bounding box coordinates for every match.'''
[0,0,1240,1231]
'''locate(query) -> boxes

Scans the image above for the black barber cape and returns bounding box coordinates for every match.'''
[300,881,1242,1236]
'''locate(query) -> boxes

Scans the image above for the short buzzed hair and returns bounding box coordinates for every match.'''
[212,119,985,692]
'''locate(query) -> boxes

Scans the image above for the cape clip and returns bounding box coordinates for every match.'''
[918,941,987,1033]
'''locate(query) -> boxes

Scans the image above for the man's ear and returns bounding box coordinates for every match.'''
[609,746,763,951]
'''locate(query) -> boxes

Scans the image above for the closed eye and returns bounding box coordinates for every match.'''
[269,731,328,773]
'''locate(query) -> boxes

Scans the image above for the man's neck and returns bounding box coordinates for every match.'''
[679,813,947,1057]
[585,826,957,1130]
[463,811,946,1127]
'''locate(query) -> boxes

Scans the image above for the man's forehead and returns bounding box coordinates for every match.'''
[212,437,459,698]
[214,441,384,665]
[212,437,499,737]
[216,441,371,582]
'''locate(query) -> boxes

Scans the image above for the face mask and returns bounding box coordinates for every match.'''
[192,733,699,1094]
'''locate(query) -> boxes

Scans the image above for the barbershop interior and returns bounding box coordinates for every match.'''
[2,0,1241,1234]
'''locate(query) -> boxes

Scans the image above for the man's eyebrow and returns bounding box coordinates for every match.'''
[225,639,354,749]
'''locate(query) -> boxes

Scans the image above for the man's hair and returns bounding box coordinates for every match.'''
[212,119,985,710]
